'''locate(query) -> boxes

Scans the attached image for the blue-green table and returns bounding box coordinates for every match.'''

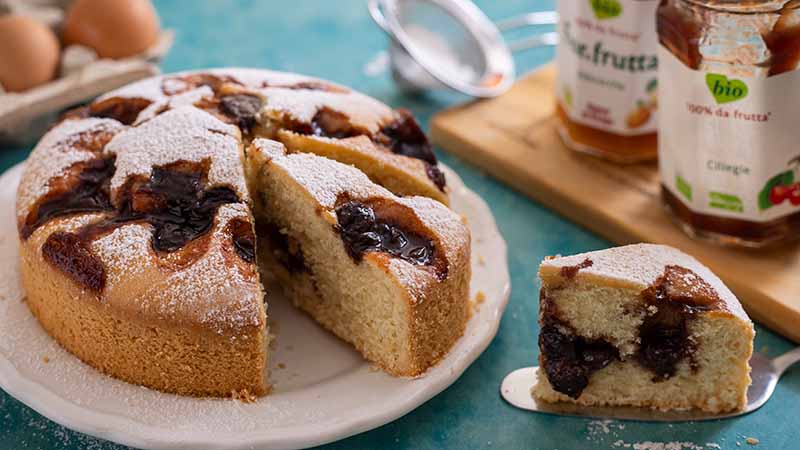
[1,1,797,449]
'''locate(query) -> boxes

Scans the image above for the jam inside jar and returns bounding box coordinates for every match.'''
[657,0,800,248]
[555,0,660,163]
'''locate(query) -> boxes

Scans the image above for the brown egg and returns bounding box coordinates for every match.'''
[0,15,60,92]
[63,0,160,59]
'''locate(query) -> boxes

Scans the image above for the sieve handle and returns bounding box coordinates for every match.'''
[495,11,559,30]
[368,0,391,34]
[496,11,559,52]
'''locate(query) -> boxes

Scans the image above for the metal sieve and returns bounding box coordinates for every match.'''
[368,0,557,97]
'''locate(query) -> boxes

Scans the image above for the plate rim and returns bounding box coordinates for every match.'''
[0,162,511,450]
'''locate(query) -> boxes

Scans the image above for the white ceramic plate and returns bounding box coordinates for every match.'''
[0,163,510,450]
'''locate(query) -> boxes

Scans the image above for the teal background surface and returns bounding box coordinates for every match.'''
[1,1,797,449]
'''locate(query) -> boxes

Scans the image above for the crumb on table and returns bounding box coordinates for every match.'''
[746,437,759,445]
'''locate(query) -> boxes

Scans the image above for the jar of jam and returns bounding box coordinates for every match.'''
[657,0,800,247]
[555,0,660,163]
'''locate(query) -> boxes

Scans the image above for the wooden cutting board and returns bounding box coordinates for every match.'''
[431,64,800,343]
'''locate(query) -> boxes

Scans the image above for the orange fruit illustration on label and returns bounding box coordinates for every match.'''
[626,104,652,129]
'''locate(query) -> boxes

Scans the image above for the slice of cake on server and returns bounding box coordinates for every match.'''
[533,244,754,413]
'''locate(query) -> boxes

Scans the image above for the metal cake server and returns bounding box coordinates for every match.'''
[501,347,800,422]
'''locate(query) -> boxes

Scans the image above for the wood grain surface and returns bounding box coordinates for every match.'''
[431,64,800,343]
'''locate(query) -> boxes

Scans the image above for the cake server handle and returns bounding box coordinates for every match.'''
[772,347,800,376]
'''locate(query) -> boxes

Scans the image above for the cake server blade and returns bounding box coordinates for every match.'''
[500,348,800,422]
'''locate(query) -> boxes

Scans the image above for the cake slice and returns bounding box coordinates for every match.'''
[245,139,470,375]
[533,244,754,413]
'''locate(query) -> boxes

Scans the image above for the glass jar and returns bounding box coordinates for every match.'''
[555,0,660,163]
[657,0,800,247]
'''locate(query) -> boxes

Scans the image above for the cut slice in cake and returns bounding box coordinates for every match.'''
[533,244,754,413]
[245,139,470,375]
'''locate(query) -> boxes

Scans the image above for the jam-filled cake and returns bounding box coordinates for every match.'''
[245,139,469,375]
[533,244,754,413]
[16,69,467,397]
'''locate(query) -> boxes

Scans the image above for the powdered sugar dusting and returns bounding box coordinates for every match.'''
[260,86,392,134]
[137,203,262,333]
[254,139,468,301]
[95,74,168,104]
[253,138,389,208]
[540,244,750,322]
[91,224,153,290]
[134,86,215,125]
[105,106,248,202]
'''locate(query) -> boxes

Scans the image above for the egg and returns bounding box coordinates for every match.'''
[0,15,60,92]
[63,0,160,59]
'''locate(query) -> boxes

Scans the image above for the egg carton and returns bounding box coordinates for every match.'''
[0,0,173,147]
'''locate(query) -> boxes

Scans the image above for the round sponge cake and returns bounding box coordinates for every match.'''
[16,69,469,397]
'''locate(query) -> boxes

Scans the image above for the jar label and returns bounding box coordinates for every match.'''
[556,0,660,136]
[659,47,800,222]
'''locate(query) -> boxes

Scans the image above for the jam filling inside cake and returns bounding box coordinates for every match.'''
[560,258,593,280]
[116,161,241,253]
[538,293,619,398]
[335,200,435,268]
[277,105,447,191]
[30,72,451,293]
[21,156,116,239]
[196,93,264,134]
[636,265,720,380]
[88,97,154,125]
[260,79,349,93]
[161,73,244,96]
[260,223,308,274]
[26,158,248,291]
[375,109,446,191]
[218,94,263,133]
[227,217,256,263]
[539,264,722,398]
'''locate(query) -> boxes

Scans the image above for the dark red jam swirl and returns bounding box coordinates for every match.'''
[26,158,248,292]
[335,201,435,267]
[538,294,619,399]
[285,106,447,191]
[218,94,263,133]
[21,157,116,239]
[538,265,722,398]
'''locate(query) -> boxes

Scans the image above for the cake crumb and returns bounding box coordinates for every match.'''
[277,363,286,370]
[42,356,50,364]
[231,389,257,403]
[478,254,486,265]
[469,291,487,317]
[745,437,759,445]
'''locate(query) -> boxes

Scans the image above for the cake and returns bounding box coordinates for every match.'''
[16,69,469,397]
[245,139,469,375]
[533,244,754,413]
